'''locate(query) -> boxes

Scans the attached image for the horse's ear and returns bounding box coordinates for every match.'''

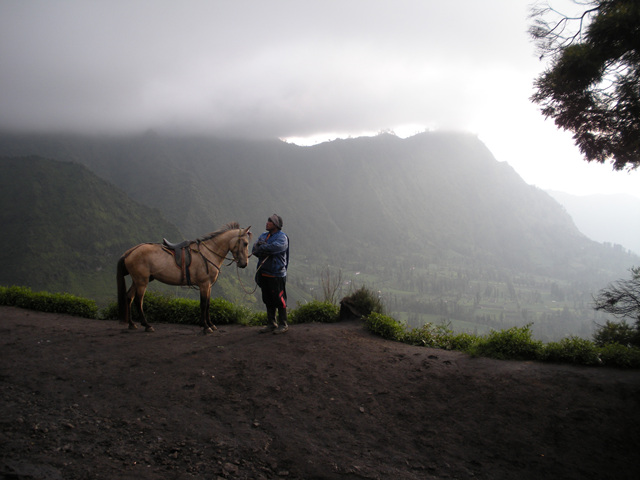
[243,226,252,237]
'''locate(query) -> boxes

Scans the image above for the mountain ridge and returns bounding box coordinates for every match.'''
[0,131,633,279]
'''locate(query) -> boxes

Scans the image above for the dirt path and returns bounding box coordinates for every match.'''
[1,306,639,479]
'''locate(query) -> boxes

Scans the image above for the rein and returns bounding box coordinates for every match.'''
[236,256,265,295]
[197,230,257,295]
[197,231,245,268]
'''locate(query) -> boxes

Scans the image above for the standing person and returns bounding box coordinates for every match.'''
[253,214,290,334]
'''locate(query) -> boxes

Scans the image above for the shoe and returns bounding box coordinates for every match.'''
[259,325,276,334]
[273,325,289,334]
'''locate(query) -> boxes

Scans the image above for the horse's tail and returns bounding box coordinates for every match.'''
[116,255,129,322]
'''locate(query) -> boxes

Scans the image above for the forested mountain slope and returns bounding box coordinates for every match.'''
[0,156,182,301]
[0,131,631,278]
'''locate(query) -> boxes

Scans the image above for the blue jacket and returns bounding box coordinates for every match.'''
[252,230,289,277]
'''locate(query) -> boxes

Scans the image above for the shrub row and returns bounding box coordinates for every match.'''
[100,291,260,326]
[0,286,98,318]
[363,312,640,369]
[0,286,260,326]
[0,287,341,327]
[2,285,639,369]
[290,300,340,324]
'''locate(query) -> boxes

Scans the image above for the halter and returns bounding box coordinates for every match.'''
[198,229,250,270]
[194,229,258,294]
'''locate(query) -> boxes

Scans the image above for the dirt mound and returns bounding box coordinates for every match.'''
[1,306,639,479]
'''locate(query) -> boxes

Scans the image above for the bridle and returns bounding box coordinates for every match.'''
[197,230,258,294]
[199,239,238,268]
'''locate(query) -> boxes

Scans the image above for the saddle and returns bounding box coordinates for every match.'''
[162,238,193,286]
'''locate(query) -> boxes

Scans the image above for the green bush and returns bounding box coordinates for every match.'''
[593,320,640,347]
[471,324,543,361]
[404,322,452,348]
[341,285,385,317]
[209,297,257,325]
[542,336,601,366]
[403,322,481,352]
[250,311,268,327]
[448,332,481,352]
[364,312,405,341]
[144,293,198,324]
[101,301,119,320]
[598,343,640,368]
[0,285,32,305]
[100,292,258,326]
[0,285,97,318]
[290,301,340,324]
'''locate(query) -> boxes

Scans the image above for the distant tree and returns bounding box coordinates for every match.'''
[529,0,640,170]
[319,267,343,305]
[593,266,640,319]
[592,318,639,346]
[592,268,640,347]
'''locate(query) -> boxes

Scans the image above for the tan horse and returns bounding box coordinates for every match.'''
[117,222,252,334]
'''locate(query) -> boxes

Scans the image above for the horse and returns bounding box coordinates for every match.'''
[116,222,252,334]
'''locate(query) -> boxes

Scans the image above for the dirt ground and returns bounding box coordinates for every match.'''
[1,306,640,480]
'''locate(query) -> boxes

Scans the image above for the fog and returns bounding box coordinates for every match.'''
[1,0,638,197]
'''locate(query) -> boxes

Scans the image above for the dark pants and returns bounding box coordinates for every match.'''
[259,275,287,327]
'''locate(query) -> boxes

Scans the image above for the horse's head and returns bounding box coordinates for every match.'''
[230,226,252,268]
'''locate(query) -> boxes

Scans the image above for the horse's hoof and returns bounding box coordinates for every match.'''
[128,324,138,330]
[145,326,155,333]
[203,327,214,335]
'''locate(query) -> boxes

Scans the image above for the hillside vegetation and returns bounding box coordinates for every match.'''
[1,132,637,340]
[0,156,182,302]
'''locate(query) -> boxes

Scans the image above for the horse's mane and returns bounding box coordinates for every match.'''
[199,221,241,241]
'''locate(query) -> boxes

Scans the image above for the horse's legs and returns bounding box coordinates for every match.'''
[125,285,137,329]
[200,284,216,334]
[132,282,154,332]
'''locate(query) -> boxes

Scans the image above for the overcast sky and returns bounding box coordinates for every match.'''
[1,0,638,198]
